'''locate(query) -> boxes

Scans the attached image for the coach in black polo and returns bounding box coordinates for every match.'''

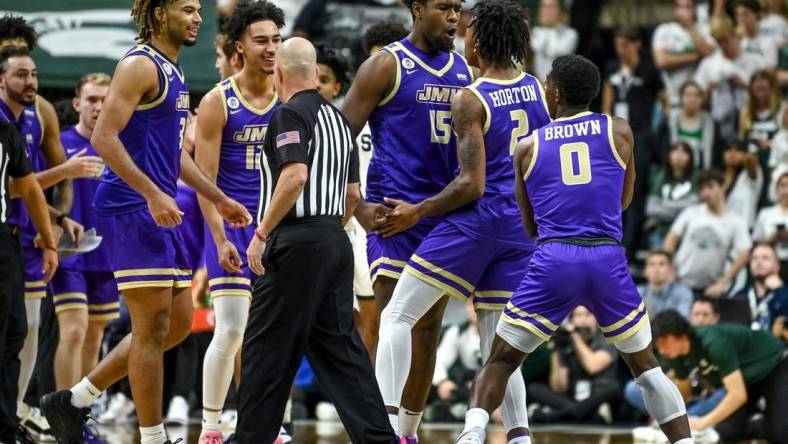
[0,121,56,442]
[238,38,396,444]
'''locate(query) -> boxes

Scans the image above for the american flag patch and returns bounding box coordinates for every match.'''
[276,131,300,148]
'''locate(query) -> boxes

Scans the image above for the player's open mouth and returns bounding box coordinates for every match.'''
[446,28,457,38]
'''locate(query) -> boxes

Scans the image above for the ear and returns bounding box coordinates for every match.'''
[72,97,80,113]
[234,40,244,56]
[333,82,342,97]
[154,5,166,25]
[413,1,423,19]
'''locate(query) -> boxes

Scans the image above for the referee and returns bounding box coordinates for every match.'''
[0,121,57,442]
[239,38,396,444]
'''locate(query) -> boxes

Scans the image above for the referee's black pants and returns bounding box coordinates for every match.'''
[0,226,27,441]
[236,217,396,444]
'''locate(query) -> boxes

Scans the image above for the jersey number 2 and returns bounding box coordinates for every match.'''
[559,142,592,185]
[509,110,530,155]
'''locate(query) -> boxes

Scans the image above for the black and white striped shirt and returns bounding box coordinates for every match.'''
[258,89,359,223]
[0,122,32,223]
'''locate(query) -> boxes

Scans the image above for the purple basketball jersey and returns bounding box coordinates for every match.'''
[0,97,44,229]
[447,73,550,242]
[366,38,473,205]
[215,76,278,215]
[94,43,190,215]
[525,112,625,242]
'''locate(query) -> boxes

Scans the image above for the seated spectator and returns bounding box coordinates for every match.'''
[639,251,694,318]
[664,169,751,296]
[315,44,351,105]
[735,0,779,69]
[690,296,721,326]
[759,0,788,48]
[767,109,788,200]
[739,70,784,204]
[695,15,766,146]
[602,26,668,256]
[754,172,788,274]
[733,243,788,337]
[646,142,699,248]
[652,0,716,108]
[723,145,763,229]
[625,299,725,421]
[530,0,578,82]
[652,310,788,442]
[662,81,724,169]
[528,307,619,424]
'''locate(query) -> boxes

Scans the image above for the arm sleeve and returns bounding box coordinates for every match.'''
[5,125,32,178]
[347,140,359,184]
[269,107,310,168]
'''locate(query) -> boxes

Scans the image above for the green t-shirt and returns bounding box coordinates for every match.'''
[660,324,783,387]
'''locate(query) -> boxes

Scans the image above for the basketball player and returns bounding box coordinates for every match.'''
[375,2,548,442]
[49,73,117,395]
[455,55,692,444]
[40,2,252,444]
[341,0,473,437]
[194,1,283,442]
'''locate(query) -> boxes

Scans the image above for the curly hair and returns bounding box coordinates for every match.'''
[315,43,351,88]
[550,54,600,107]
[0,14,38,51]
[222,0,285,45]
[470,0,530,66]
[131,0,176,42]
[363,21,409,53]
[651,309,693,340]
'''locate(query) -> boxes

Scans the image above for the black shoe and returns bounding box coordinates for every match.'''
[15,426,35,444]
[164,439,184,444]
[40,390,90,444]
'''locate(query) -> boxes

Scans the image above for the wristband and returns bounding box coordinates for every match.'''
[56,213,68,227]
[255,230,270,242]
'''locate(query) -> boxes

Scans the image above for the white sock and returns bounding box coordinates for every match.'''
[202,409,221,432]
[674,439,693,444]
[70,377,102,409]
[284,397,292,423]
[399,409,422,437]
[509,436,532,444]
[139,423,167,444]
[202,297,249,416]
[375,273,443,406]
[463,408,490,433]
[388,413,400,436]
[17,298,40,402]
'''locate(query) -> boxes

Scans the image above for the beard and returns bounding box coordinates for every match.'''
[183,39,197,47]
[7,86,35,106]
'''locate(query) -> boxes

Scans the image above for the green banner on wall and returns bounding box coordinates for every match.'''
[0,0,221,92]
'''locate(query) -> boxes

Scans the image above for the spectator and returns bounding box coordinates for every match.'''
[759,0,788,49]
[653,310,788,442]
[638,251,694,318]
[362,20,409,55]
[768,110,788,200]
[213,33,242,80]
[652,0,716,108]
[733,243,788,336]
[664,169,751,297]
[740,70,784,204]
[690,296,721,326]
[754,172,788,272]
[646,142,700,249]
[625,300,725,423]
[528,307,619,424]
[723,145,763,229]
[315,44,351,105]
[662,81,724,169]
[735,0,779,68]
[530,0,578,82]
[602,26,668,256]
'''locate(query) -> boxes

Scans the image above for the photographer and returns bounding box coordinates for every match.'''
[527,307,620,424]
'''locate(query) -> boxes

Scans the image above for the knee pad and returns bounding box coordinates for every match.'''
[614,318,652,354]
[636,367,686,425]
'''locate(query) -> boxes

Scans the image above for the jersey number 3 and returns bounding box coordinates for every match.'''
[559,142,592,185]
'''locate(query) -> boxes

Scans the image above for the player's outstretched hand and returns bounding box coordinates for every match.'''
[147,190,183,227]
[378,197,421,238]
[41,248,58,283]
[216,196,252,228]
[63,148,105,179]
[61,216,84,246]
[246,234,266,276]
[355,200,393,232]
[218,240,244,274]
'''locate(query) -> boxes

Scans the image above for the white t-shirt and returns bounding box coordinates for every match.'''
[356,123,373,197]
[652,22,712,107]
[530,25,579,82]
[753,205,788,260]
[740,33,778,68]
[760,13,788,48]
[693,49,765,90]
[670,204,752,290]
[726,166,763,229]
